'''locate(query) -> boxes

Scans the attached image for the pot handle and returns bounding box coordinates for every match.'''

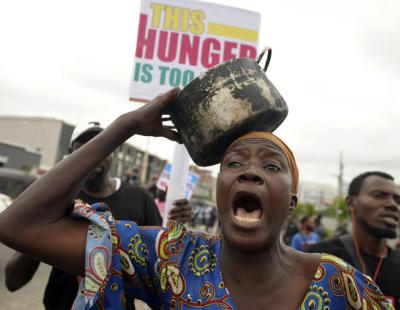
[256,47,272,72]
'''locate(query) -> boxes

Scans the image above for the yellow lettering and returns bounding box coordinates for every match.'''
[164,6,180,31]
[181,8,190,33]
[190,10,205,35]
[150,3,165,28]
[151,5,206,34]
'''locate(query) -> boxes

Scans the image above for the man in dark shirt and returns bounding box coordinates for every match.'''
[5,121,191,310]
[308,171,400,308]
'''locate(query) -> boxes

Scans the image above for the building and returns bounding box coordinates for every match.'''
[112,143,165,184]
[0,141,41,171]
[297,181,336,211]
[0,116,165,184]
[0,116,74,170]
[190,166,216,204]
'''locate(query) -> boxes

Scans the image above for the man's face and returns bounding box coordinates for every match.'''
[303,218,315,232]
[70,132,112,186]
[216,138,296,252]
[351,175,400,239]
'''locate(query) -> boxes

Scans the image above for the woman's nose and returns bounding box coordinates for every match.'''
[237,166,264,185]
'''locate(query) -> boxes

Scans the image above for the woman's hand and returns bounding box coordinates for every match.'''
[124,87,182,143]
[168,199,192,223]
[0,89,184,277]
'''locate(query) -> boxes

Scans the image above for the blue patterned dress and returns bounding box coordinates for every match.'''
[71,201,393,310]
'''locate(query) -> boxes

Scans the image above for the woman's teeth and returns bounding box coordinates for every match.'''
[234,207,262,223]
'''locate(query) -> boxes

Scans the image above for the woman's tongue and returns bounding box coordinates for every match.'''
[235,207,262,223]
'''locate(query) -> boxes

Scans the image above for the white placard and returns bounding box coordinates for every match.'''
[130,0,261,102]
[157,162,199,199]
[162,143,191,225]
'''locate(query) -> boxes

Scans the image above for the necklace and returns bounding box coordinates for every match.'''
[352,233,386,282]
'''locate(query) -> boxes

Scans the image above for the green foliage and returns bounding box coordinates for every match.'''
[294,202,316,218]
[324,227,333,237]
[321,197,349,222]
[295,197,350,222]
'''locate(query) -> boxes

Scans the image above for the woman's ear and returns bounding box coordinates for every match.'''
[288,194,297,215]
[290,194,298,208]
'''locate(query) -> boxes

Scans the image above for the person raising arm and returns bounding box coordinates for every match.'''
[0,88,393,309]
[0,88,181,277]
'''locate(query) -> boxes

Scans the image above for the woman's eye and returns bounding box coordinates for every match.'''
[227,161,242,168]
[263,164,281,172]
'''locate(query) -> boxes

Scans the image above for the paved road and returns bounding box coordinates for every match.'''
[0,244,50,310]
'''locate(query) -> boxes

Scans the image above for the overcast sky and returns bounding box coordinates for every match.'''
[1,0,399,187]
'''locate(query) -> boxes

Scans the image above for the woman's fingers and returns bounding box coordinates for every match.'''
[129,88,181,139]
[161,128,182,143]
[173,198,189,206]
[167,200,192,223]
[155,87,180,109]
[162,125,176,129]
[168,208,192,217]
[169,204,192,216]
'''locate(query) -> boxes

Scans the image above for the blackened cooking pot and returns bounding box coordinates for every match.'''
[169,48,288,167]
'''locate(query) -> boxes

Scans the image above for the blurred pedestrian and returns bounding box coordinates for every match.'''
[290,215,319,252]
[204,205,216,232]
[124,168,140,186]
[147,174,159,199]
[283,216,298,245]
[311,214,326,240]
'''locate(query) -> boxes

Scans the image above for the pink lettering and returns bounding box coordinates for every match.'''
[239,44,257,59]
[179,34,200,66]
[201,38,221,68]
[135,14,156,59]
[158,31,179,62]
[223,41,237,61]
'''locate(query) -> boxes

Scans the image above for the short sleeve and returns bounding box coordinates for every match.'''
[71,200,166,309]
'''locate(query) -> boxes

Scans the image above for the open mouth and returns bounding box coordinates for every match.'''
[233,192,263,224]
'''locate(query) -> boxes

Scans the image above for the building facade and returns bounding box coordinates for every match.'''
[0,141,41,171]
[0,116,74,170]
[190,166,216,204]
[0,116,211,187]
[298,181,337,211]
[111,143,165,184]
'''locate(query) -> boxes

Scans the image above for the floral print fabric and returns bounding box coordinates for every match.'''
[71,201,393,310]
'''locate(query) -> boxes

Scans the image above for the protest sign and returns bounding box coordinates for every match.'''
[157,160,199,199]
[130,0,260,101]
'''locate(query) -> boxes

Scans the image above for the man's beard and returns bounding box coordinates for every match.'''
[84,172,104,192]
[358,216,397,239]
[305,225,314,232]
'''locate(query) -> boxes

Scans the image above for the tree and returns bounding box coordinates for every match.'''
[322,197,349,222]
[294,202,316,219]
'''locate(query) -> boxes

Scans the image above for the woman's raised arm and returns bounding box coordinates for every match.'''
[0,88,181,276]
